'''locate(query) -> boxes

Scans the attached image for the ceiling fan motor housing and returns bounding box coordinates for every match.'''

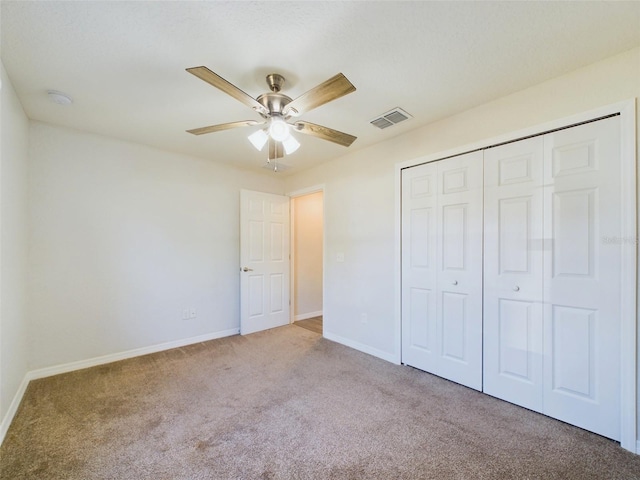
[256,92,292,117]
[255,74,294,117]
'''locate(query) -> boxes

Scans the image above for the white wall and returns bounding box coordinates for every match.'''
[284,46,640,424]
[293,192,323,319]
[288,155,396,359]
[0,63,30,428]
[28,122,285,370]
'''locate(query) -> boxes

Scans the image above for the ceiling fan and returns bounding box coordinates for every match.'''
[185,66,357,165]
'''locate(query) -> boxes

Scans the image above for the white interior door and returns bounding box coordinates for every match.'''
[542,116,621,440]
[240,189,290,335]
[402,151,483,390]
[483,137,545,412]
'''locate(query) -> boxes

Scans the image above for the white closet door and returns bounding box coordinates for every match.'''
[435,152,483,390]
[402,151,483,390]
[483,137,545,411]
[542,116,621,440]
[402,162,438,372]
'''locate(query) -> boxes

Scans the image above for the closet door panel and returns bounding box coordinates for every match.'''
[497,299,537,380]
[436,151,483,390]
[402,151,483,391]
[543,116,621,440]
[483,137,544,411]
[402,164,438,370]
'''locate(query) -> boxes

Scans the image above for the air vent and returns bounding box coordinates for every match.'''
[370,108,413,129]
[262,162,292,173]
[371,117,394,129]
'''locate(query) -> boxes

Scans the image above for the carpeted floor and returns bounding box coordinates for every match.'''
[2,325,640,479]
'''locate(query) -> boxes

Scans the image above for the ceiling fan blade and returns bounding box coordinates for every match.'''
[293,121,357,147]
[186,66,268,115]
[284,73,356,117]
[268,137,284,160]
[186,120,263,136]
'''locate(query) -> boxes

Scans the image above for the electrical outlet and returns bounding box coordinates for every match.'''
[182,308,189,321]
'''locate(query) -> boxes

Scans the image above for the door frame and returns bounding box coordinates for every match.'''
[394,99,637,453]
[287,184,325,330]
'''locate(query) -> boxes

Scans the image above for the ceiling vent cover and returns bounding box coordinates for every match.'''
[370,107,413,129]
[261,162,291,173]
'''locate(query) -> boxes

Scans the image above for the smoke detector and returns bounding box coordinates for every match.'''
[47,90,73,105]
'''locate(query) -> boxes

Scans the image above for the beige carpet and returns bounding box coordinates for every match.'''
[2,325,639,479]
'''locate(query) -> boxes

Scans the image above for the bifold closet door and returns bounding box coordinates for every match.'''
[401,151,483,390]
[542,116,621,440]
[402,161,437,375]
[484,116,622,441]
[483,137,545,412]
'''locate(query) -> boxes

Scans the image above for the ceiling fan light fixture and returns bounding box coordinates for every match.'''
[268,116,289,142]
[282,135,300,155]
[248,129,268,151]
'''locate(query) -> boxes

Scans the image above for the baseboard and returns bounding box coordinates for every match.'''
[28,328,240,380]
[636,440,640,455]
[294,310,323,322]
[0,328,239,447]
[323,331,398,364]
[0,374,30,447]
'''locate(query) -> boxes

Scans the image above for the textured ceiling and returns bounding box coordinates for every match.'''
[2,1,639,175]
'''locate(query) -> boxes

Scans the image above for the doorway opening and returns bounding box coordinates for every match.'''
[290,189,324,335]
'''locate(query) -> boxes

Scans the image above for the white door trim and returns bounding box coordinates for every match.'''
[287,184,325,331]
[619,100,637,453]
[395,99,637,453]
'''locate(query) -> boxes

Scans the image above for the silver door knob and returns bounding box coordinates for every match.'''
[452,280,458,286]
[242,267,253,272]
[513,285,520,292]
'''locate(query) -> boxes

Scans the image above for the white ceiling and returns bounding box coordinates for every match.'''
[2,1,639,175]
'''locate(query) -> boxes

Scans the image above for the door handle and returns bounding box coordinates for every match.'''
[513,285,520,292]
[452,280,458,286]
[242,267,254,272]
